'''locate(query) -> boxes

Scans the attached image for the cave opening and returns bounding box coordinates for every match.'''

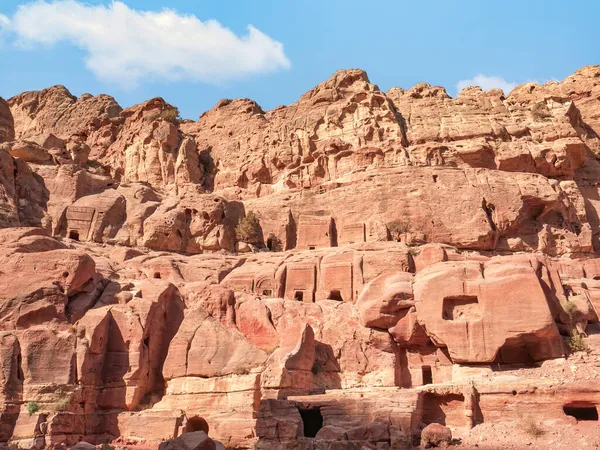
[294,291,304,302]
[563,405,599,421]
[183,416,209,434]
[328,290,344,301]
[298,407,323,438]
[69,230,80,241]
[422,365,433,385]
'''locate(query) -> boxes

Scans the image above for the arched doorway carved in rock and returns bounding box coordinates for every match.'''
[183,415,209,434]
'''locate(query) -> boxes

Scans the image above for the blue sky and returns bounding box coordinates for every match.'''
[0,0,598,119]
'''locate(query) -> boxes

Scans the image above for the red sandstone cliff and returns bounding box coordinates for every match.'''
[0,67,600,449]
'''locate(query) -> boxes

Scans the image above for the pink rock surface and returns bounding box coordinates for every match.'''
[1,66,600,450]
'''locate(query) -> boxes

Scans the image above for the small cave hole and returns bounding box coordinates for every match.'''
[432,175,438,183]
[328,290,344,302]
[143,337,149,347]
[294,291,304,302]
[422,365,433,385]
[68,230,80,241]
[563,405,599,421]
[153,272,161,279]
[262,289,273,297]
[62,271,69,278]
[298,407,323,438]
[309,246,316,250]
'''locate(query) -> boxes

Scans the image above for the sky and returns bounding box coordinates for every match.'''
[0,0,599,120]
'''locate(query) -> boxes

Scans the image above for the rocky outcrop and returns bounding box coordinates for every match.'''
[97,98,202,187]
[8,86,122,148]
[182,69,404,192]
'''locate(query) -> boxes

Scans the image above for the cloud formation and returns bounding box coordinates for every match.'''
[3,0,291,87]
[456,74,519,96]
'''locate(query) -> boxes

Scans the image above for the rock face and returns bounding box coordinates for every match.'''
[413,258,563,363]
[1,67,600,450]
[0,98,14,143]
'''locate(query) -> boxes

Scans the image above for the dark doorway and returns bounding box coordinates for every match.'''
[69,230,80,241]
[262,290,273,297]
[153,272,161,279]
[309,246,316,250]
[328,290,343,301]
[294,291,304,302]
[298,407,323,438]
[183,416,209,434]
[422,366,433,385]
[563,405,599,421]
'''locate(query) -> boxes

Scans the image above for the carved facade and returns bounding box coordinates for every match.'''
[297,215,334,250]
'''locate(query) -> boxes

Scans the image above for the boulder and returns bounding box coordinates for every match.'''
[315,425,347,440]
[356,272,414,329]
[420,423,452,448]
[413,257,564,363]
[158,431,216,450]
[345,422,389,441]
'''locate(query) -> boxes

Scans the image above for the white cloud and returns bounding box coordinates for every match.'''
[4,0,291,87]
[456,75,519,96]
[0,13,9,44]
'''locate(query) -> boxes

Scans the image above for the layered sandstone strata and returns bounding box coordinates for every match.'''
[0,67,600,450]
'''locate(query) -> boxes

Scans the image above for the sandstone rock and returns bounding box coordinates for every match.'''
[389,426,409,450]
[183,69,404,192]
[356,272,414,329]
[345,422,389,441]
[2,66,600,450]
[99,98,201,188]
[0,98,14,143]
[159,431,216,450]
[8,86,122,149]
[0,245,96,329]
[5,141,53,164]
[236,296,279,352]
[70,441,96,450]
[181,282,236,326]
[163,308,267,379]
[63,189,126,243]
[315,425,347,440]
[387,308,431,347]
[420,423,452,448]
[413,257,564,363]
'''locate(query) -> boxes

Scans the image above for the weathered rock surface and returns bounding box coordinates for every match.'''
[0,98,14,143]
[1,66,600,450]
[421,423,452,448]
